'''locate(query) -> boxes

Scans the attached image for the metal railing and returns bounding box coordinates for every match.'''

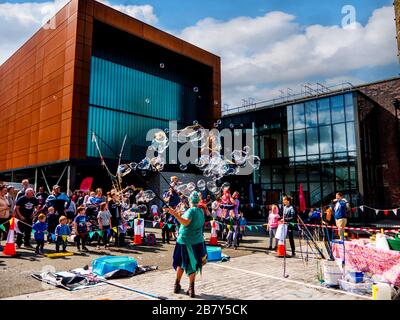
[222,82,355,116]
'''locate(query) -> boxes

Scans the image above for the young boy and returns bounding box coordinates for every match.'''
[73,206,89,251]
[160,206,171,244]
[32,213,47,255]
[55,216,71,253]
[97,202,112,249]
[46,207,58,244]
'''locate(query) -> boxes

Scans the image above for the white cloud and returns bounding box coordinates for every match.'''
[0,0,158,65]
[178,6,398,107]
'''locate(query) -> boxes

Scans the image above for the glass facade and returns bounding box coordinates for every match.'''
[250,93,359,207]
[86,21,212,161]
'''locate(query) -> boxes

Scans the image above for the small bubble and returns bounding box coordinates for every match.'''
[193,120,198,125]
[193,87,199,93]
[164,128,169,134]
[160,63,165,68]
[217,119,222,125]
[145,98,150,104]
[180,164,188,171]
[214,123,219,128]
[240,123,244,127]
[230,123,235,129]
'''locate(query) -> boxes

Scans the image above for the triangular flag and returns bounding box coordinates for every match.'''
[152,221,157,228]
[13,218,22,234]
[89,231,95,238]
[393,209,398,216]
[159,222,164,228]
[167,224,173,229]
[129,221,134,227]
[375,209,379,215]
[352,208,357,213]
[31,229,36,234]
[52,234,56,241]
[97,230,103,236]
[248,225,253,231]
[62,235,68,242]
[112,227,117,233]
[384,210,389,216]
[0,224,5,232]
[360,206,364,212]
[204,221,209,227]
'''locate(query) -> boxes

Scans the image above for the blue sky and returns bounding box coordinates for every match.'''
[0,0,398,106]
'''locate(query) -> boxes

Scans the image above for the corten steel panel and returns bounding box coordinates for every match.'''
[0,0,221,172]
[0,0,79,171]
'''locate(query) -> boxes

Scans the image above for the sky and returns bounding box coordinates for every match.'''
[0,0,399,108]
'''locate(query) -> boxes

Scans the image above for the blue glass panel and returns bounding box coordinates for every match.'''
[319,125,332,153]
[331,95,345,124]
[293,103,305,129]
[345,93,355,121]
[305,100,318,127]
[287,105,293,130]
[294,129,306,156]
[306,127,319,155]
[288,131,294,157]
[317,98,331,125]
[332,123,347,152]
[346,122,356,151]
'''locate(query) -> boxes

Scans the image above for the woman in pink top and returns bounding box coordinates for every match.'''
[267,204,280,250]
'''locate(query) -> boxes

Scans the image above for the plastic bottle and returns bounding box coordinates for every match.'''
[372,282,392,300]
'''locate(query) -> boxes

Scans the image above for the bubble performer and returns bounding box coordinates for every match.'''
[169,191,207,298]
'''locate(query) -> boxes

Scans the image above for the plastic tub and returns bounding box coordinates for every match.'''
[347,271,364,283]
[339,279,372,295]
[206,246,222,262]
[322,260,343,286]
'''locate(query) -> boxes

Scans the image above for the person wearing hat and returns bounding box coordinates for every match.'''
[169,191,207,298]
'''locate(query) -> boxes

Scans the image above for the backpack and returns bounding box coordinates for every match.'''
[146,233,156,246]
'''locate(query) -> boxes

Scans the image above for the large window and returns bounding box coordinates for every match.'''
[255,93,359,207]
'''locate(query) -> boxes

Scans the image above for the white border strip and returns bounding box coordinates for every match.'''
[211,263,372,300]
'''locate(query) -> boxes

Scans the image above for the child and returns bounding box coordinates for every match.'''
[239,212,247,236]
[117,215,128,247]
[161,206,171,243]
[55,216,71,253]
[267,204,280,250]
[97,202,112,249]
[46,207,58,244]
[73,206,89,251]
[32,213,47,255]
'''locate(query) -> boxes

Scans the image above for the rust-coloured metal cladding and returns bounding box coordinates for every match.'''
[0,0,222,172]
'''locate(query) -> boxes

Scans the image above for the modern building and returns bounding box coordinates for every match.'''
[221,77,400,214]
[0,0,221,190]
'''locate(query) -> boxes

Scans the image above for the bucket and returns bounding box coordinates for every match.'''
[206,246,222,262]
[322,260,342,286]
[346,271,364,284]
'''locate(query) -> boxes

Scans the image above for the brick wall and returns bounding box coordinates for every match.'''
[358,78,400,207]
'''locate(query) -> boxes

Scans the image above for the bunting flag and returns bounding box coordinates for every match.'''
[360,206,364,212]
[394,209,398,216]
[0,224,5,232]
[152,221,158,228]
[97,230,103,236]
[384,210,389,216]
[62,235,68,242]
[204,221,210,227]
[112,227,118,233]
[375,209,379,215]
[89,231,95,239]
[167,224,173,229]
[129,221,134,228]
[52,234,56,241]
[246,225,252,231]
[159,222,164,228]
[14,219,22,234]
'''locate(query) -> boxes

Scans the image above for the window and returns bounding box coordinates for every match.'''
[306,127,319,155]
[333,123,347,152]
[319,125,332,153]
[294,129,306,156]
[345,93,355,121]
[287,105,293,130]
[346,122,356,151]
[288,131,295,157]
[331,95,345,124]
[293,103,305,129]
[305,101,318,127]
[317,98,331,125]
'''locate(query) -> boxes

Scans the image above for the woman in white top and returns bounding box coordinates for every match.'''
[0,185,10,240]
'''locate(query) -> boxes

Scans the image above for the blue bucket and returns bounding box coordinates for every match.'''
[92,256,138,276]
[206,246,222,262]
[348,271,364,283]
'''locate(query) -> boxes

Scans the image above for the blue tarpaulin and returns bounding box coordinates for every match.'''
[92,256,138,277]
